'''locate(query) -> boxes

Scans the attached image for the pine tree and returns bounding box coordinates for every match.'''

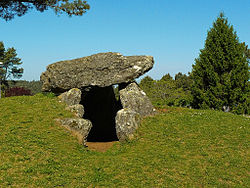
[160,73,173,81]
[191,13,249,114]
[0,41,23,89]
[0,0,90,21]
[175,72,192,91]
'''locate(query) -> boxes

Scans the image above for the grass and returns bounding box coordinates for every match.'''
[0,94,249,187]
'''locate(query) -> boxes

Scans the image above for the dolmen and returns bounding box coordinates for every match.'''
[40,52,155,145]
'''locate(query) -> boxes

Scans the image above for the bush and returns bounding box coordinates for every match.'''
[5,87,32,97]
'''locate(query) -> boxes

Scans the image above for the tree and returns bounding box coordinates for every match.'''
[139,76,154,90]
[174,72,192,91]
[140,74,192,107]
[243,42,250,60]
[0,0,90,21]
[191,13,249,114]
[0,41,23,90]
[160,73,173,81]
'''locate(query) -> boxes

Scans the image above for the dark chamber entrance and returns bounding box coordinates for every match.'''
[81,86,121,142]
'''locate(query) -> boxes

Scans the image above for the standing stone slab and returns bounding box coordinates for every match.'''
[41,52,154,93]
[58,88,82,106]
[58,88,85,118]
[57,118,92,145]
[65,104,84,118]
[57,88,88,144]
[115,109,141,141]
[119,82,155,116]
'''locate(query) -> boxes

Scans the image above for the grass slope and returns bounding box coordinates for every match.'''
[0,95,249,187]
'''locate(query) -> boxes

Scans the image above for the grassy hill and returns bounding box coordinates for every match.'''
[0,95,249,187]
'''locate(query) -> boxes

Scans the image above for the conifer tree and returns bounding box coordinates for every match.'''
[160,73,173,81]
[0,0,90,21]
[0,41,23,88]
[191,13,249,114]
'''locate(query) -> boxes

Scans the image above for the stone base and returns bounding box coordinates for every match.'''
[115,109,141,141]
[56,118,92,145]
[56,82,155,144]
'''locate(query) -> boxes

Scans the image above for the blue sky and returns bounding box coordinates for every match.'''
[0,0,249,81]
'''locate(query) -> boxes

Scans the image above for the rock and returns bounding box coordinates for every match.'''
[41,52,154,93]
[58,88,81,106]
[115,109,141,141]
[119,82,155,116]
[59,88,84,118]
[42,52,156,144]
[57,118,92,145]
[65,104,84,118]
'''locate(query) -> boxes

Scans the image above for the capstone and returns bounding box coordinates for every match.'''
[41,52,154,93]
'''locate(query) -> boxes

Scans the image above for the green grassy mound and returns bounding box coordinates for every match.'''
[0,95,249,187]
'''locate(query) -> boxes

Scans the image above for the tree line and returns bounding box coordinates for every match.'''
[5,80,42,95]
[139,73,192,108]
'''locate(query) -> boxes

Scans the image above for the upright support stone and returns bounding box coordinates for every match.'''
[57,118,92,145]
[115,109,141,141]
[58,88,85,118]
[58,88,82,106]
[119,82,155,116]
[57,88,88,145]
[65,104,84,118]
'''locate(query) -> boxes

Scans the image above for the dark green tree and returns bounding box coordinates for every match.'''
[0,0,90,21]
[174,72,192,91]
[160,73,173,81]
[191,13,249,114]
[140,76,154,90]
[243,43,250,60]
[0,41,23,89]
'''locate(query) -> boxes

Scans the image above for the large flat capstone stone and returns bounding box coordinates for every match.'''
[41,52,154,93]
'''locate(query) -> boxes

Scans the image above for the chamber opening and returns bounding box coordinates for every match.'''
[81,86,122,142]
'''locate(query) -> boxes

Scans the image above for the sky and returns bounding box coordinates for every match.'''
[0,0,249,81]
